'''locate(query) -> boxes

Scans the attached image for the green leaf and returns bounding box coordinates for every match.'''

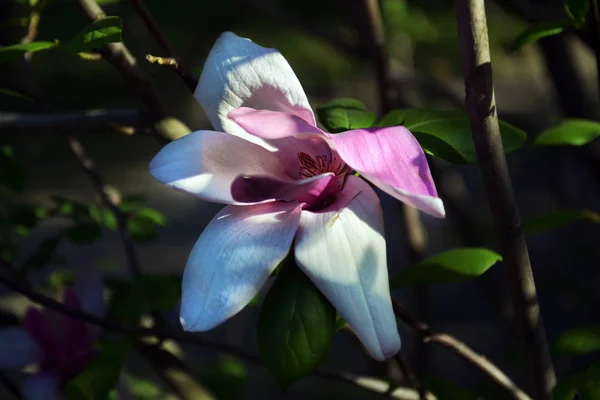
[257,260,336,389]
[374,109,527,164]
[63,16,122,53]
[119,194,146,213]
[523,209,600,235]
[0,88,32,101]
[89,205,117,231]
[8,203,45,235]
[64,340,129,400]
[564,0,590,24]
[127,208,166,241]
[316,98,377,133]
[390,248,502,289]
[554,362,600,400]
[0,41,57,64]
[535,119,600,146]
[199,358,247,400]
[108,276,180,323]
[421,378,478,400]
[511,20,574,51]
[123,375,162,400]
[554,326,600,355]
[0,145,25,193]
[51,195,91,221]
[65,222,103,245]
[334,314,347,330]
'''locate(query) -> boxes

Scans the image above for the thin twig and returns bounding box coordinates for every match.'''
[393,302,531,400]
[454,1,556,399]
[0,266,426,400]
[76,0,169,144]
[0,109,146,130]
[591,0,600,97]
[128,0,197,92]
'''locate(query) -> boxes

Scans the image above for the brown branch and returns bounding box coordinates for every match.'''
[0,265,426,400]
[0,109,146,130]
[76,0,170,144]
[128,0,197,92]
[393,302,531,400]
[454,1,556,399]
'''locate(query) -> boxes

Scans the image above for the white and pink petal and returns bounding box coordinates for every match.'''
[180,201,302,331]
[294,176,401,360]
[329,126,445,218]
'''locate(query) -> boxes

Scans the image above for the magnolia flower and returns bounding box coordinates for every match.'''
[0,268,105,399]
[149,32,445,360]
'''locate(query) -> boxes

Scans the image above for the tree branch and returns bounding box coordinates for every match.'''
[128,0,197,92]
[0,109,147,130]
[0,264,428,400]
[454,1,556,399]
[393,302,531,400]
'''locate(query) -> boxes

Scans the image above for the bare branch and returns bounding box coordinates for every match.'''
[455,1,556,399]
[0,109,146,130]
[393,302,531,400]
[0,264,427,400]
[128,0,197,92]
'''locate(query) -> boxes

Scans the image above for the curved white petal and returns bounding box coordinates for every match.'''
[0,327,41,369]
[196,32,314,147]
[180,201,302,331]
[294,176,401,360]
[149,130,287,204]
[22,372,60,400]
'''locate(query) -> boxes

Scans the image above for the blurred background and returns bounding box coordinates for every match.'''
[1,0,600,398]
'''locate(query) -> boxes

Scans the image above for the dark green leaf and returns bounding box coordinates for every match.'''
[127,208,166,241]
[64,340,129,400]
[535,119,600,146]
[554,362,600,400]
[9,203,45,235]
[334,314,347,330]
[119,194,146,213]
[564,0,590,23]
[51,195,91,221]
[511,20,574,51]
[0,145,25,193]
[258,261,336,388]
[554,326,600,355]
[390,248,502,289]
[66,222,103,245]
[421,378,478,400]
[89,205,117,231]
[108,276,180,323]
[199,358,247,400]
[63,16,122,53]
[0,41,57,64]
[122,375,162,400]
[375,109,527,164]
[0,88,32,101]
[316,98,377,133]
[523,209,600,235]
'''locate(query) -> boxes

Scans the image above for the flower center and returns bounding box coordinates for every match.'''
[297,152,348,179]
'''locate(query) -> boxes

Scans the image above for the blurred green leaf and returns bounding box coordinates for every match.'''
[51,195,91,221]
[535,119,600,146]
[0,236,18,263]
[0,41,57,64]
[89,205,117,231]
[316,98,377,133]
[390,248,501,289]
[554,326,600,355]
[66,222,103,245]
[199,358,247,400]
[511,20,573,51]
[64,340,129,400]
[375,109,527,164]
[123,375,162,400]
[0,145,25,193]
[46,269,76,292]
[0,88,32,101]
[421,378,478,400]
[63,16,122,53]
[523,209,600,235]
[258,261,335,389]
[127,208,166,242]
[8,203,45,235]
[334,314,347,330]
[108,275,180,323]
[119,194,146,213]
[564,0,590,24]
[554,362,600,400]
